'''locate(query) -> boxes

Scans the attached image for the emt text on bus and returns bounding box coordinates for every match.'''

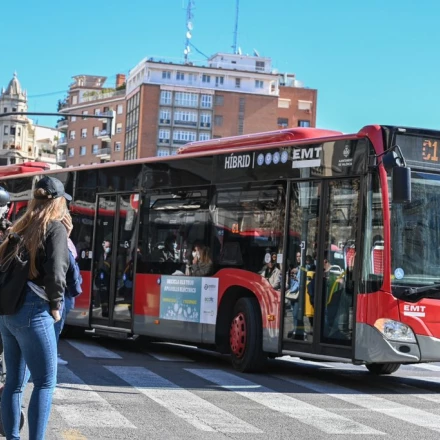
[0,124,437,375]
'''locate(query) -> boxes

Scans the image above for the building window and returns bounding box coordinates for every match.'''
[80,146,86,156]
[72,96,78,105]
[215,95,224,106]
[68,148,75,157]
[117,104,123,114]
[278,99,291,109]
[235,78,241,88]
[255,61,265,71]
[200,113,211,127]
[159,109,171,123]
[298,100,312,111]
[162,71,171,79]
[3,126,8,135]
[175,92,198,107]
[202,74,211,83]
[94,109,100,115]
[214,115,223,126]
[82,110,88,120]
[174,110,197,125]
[93,127,99,136]
[69,130,75,140]
[115,142,121,152]
[81,128,87,138]
[3,108,6,113]
[71,116,77,122]
[92,144,99,154]
[160,91,172,105]
[278,118,288,128]
[158,129,170,143]
[200,94,212,108]
[173,130,196,144]
[298,120,311,127]
[157,148,169,157]
[12,108,17,112]
[255,80,263,89]
[17,127,21,137]
[199,133,211,141]
[176,71,185,81]
[215,76,224,86]
[116,123,122,133]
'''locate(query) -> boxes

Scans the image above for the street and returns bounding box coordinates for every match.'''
[15,336,440,439]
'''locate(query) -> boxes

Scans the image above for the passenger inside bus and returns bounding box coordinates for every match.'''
[259,253,281,289]
[189,244,213,276]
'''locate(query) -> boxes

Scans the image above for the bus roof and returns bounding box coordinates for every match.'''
[178,127,343,155]
[0,161,51,177]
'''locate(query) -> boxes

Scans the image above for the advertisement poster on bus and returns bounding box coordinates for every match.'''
[159,276,218,324]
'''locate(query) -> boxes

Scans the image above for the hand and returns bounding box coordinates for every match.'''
[192,258,197,265]
[51,309,61,322]
[61,215,73,237]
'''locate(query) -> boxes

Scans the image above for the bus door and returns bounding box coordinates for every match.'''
[283,179,361,358]
[90,193,140,333]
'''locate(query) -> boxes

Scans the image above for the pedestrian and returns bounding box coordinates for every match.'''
[0,176,70,440]
[54,235,83,366]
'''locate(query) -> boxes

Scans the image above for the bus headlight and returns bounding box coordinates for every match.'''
[374,319,416,343]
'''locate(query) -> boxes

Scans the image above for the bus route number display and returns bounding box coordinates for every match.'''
[422,139,439,163]
[396,134,440,170]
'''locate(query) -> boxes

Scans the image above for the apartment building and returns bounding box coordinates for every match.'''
[125,53,317,159]
[0,73,61,166]
[59,74,126,167]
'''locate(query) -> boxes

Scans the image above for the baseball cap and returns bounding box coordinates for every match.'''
[35,176,72,201]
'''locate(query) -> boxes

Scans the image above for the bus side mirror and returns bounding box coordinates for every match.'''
[392,166,411,204]
[382,149,411,204]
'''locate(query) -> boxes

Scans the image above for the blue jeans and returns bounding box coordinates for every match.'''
[0,287,57,440]
[54,296,74,342]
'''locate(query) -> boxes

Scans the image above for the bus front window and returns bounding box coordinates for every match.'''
[391,171,440,294]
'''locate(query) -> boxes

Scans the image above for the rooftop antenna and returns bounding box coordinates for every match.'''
[232,0,240,54]
[183,0,195,63]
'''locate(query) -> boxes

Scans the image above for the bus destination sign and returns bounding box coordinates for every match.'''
[396,134,440,170]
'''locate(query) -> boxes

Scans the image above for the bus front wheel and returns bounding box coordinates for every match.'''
[229,297,266,372]
[366,362,401,375]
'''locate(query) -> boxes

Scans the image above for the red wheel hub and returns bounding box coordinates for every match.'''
[230,312,246,358]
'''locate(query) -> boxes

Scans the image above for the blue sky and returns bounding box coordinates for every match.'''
[1,0,438,133]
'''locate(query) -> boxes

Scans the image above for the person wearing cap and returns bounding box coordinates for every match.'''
[0,176,71,440]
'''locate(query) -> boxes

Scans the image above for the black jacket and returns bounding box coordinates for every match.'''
[31,221,69,310]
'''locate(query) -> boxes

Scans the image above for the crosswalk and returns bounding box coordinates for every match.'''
[44,339,440,438]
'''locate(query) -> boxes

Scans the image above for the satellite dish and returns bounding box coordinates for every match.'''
[184,49,188,55]
[253,49,260,57]
[187,22,193,31]
[186,46,191,53]
[186,31,192,39]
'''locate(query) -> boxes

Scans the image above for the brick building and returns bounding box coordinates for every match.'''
[60,53,317,165]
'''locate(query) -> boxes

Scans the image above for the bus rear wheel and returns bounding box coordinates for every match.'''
[366,362,401,375]
[229,297,266,372]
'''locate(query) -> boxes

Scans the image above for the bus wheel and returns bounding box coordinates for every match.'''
[366,363,401,375]
[229,297,266,372]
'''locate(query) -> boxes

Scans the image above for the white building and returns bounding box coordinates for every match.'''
[0,73,62,167]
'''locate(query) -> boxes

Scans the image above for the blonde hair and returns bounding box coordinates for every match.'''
[196,244,212,265]
[0,188,70,278]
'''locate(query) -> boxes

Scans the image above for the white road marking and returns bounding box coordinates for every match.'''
[278,374,440,433]
[187,369,383,435]
[105,366,262,434]
[66,340,122,359]
[54,368,135,428]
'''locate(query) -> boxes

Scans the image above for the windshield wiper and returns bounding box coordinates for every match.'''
[395,283,440,302]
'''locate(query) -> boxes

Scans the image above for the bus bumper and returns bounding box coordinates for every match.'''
[416,334,440,362]
[355,323,420,363]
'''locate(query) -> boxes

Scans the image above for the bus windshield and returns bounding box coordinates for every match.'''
[391,171,440,292]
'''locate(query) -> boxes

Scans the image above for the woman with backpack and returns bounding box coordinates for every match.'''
[0,176,70,440]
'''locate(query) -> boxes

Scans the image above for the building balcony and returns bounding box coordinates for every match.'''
[58,154,67,163]
[98,111,113,122]
[199,122,211,129]
[159,118,171,125]
[172,139,190,146]
[96,148,111,158]
[173,120,197,127]
[56,119,68,131]
[37,152,57,163]
[57,138,67,148]
[97,130,111,142]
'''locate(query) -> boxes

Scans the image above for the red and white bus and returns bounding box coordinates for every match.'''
[0,124,437,374]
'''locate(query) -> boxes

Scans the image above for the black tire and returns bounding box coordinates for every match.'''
[366,362,401,375]
[229,297,266,372]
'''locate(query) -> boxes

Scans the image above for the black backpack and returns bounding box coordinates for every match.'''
[0,233,30,315]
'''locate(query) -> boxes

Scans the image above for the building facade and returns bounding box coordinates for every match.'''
[60,52,317,164]
[59,74,126,167]
[0,73,61,167]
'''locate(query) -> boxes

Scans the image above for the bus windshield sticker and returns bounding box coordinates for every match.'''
[394,268,405,280]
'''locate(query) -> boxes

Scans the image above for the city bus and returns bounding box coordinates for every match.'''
[0,124,437,375]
